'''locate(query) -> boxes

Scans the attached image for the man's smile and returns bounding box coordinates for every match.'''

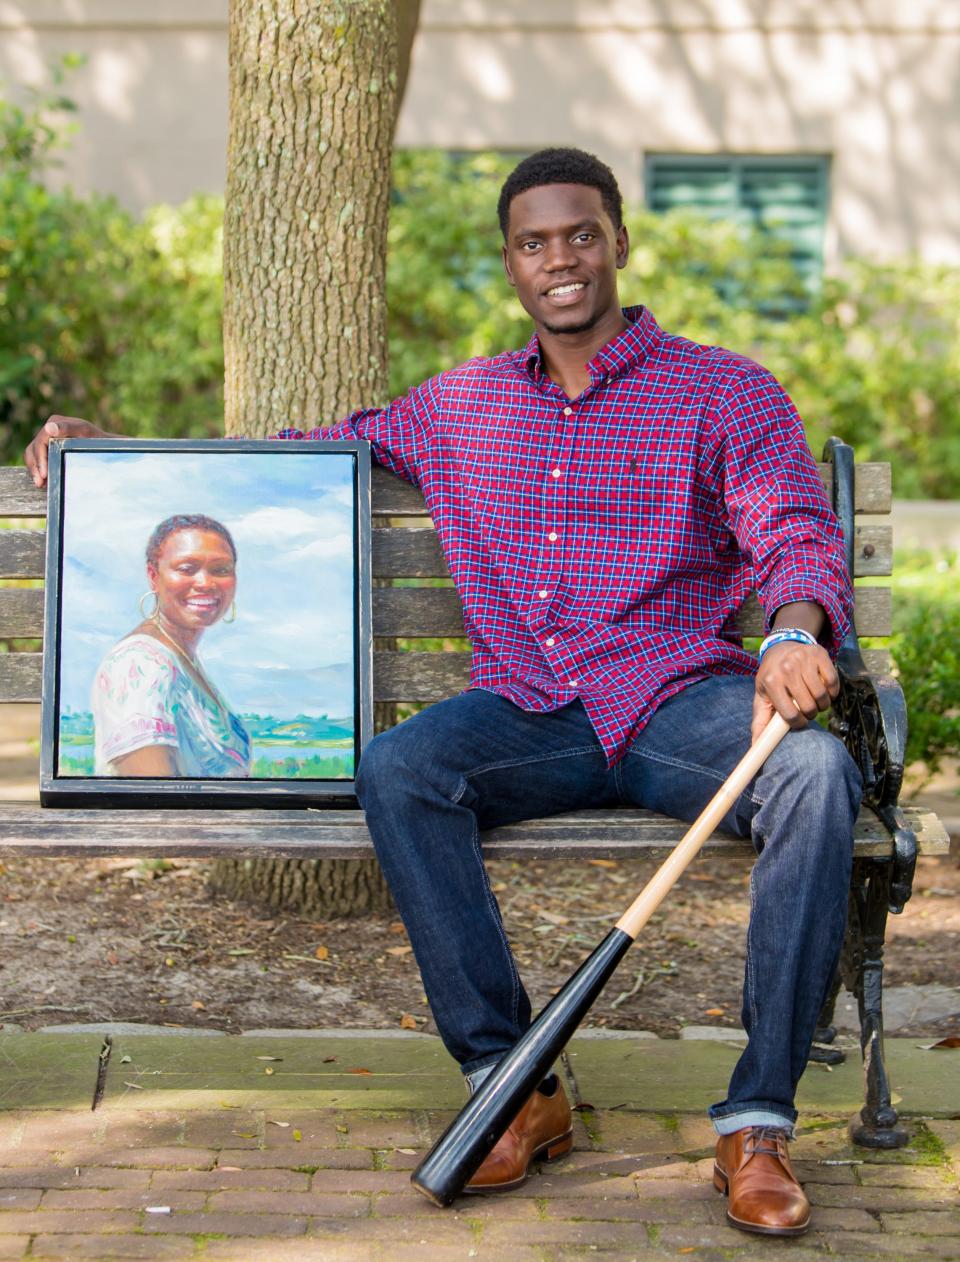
[543,281,586,304]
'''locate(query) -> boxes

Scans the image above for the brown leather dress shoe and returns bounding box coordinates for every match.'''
[465,1079,573,1193]
[713,1125,810,1236]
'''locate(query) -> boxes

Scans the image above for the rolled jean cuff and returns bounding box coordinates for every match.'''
[711,1109,797,1140]
[463,1060,500,1096]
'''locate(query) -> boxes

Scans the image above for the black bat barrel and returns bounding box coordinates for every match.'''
[411,926,634,1206]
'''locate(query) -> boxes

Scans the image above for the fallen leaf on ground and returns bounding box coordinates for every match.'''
[386,945,413,957]
[293,1129,302,1141]
[315,945,330,961]
[395,1147,417,1155]
[537,910,569,926]
[323,1055,337,1063]
[218,1166,242,1171]
[918,1036,960,1050]
[264,1067,275,1075]
[348,1067,373,1075]
[106,951,119,966]
[704,1007,725,1016]
[587,859,618,869]
[255,1056,283,1062]
[226,948,256,956]
[191,1000,206,1010]
[388,921,406,934]
[336,1124,349,1133]
[399,1013,417,1030]
[268,1120,290,1128]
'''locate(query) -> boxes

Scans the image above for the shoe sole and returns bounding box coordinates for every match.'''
[463,1129,574,1195]
[713,1164,811,1237]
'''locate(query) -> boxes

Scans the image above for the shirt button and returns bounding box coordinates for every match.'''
[568,680,579,688]
[538,590,549,599]
[548,531,558,541]
[545,637,556,647]
[562,406,572,417]
[551,468,562,478]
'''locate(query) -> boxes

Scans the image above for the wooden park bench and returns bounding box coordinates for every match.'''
[0,438,949,1149]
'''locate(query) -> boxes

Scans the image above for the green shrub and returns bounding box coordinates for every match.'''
[888,549,960,778]
[386,149,804,400]
[0,67,223,461]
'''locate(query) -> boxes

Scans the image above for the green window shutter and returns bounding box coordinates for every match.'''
[646,154,828,293]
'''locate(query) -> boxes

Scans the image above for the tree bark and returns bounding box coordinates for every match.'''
[211,0,402,916]
[223,0,396,434]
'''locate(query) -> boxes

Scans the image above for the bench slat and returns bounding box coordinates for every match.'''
[0,802,945,858]
[0,580,899,642]
[0,461,895,518]
[0,636,898,706]
[0,530,44,579]
[0,523,894,584]
[0,650,474,705]
[0,588,44,638]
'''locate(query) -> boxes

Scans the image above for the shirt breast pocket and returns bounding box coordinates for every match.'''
[575,453,677,536]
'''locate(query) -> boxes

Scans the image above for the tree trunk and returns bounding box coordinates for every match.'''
[211,0,401,916]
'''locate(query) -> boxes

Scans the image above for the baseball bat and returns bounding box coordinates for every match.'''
[411,712,790,1206]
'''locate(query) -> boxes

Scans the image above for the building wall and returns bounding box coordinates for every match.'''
[2,1,958,263]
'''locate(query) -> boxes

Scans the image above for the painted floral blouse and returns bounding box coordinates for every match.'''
[92,634,251,777]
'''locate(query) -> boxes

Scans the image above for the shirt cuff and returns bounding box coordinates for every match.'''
[762,575,852,658]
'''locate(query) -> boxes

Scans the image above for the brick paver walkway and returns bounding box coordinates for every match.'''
[0,1104,955,1260]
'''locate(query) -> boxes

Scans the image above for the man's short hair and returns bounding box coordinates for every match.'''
[497,148,624,239]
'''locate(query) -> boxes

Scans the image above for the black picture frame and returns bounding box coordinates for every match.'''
[40,438,373,808]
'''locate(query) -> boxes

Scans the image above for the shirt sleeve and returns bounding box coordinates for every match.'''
[92,639,180,765]
[707,366,853,654]
[273,374,441,488]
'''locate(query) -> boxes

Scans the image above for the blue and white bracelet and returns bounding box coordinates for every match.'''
[757,627,819,662]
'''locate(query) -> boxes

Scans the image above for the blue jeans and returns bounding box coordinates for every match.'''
[355,677,861,1133]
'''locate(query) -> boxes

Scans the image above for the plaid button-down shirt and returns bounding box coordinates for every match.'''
[278,306,851,765]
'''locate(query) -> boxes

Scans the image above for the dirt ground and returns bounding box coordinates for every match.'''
[1,708,957,1042]
[0,843,955,1041]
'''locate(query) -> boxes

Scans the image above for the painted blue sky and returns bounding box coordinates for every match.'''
[58,448,358,721]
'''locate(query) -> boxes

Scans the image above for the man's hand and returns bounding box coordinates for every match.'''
[751,641,839,744]
[25,416,113,489]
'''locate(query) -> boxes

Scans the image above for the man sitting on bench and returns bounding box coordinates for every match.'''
[27,146,860,1239]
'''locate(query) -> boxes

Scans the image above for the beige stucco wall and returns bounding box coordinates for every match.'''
[2,0,958,263]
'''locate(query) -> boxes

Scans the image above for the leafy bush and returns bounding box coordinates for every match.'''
[386,150,805,400]
[888,549,960,778]
[0,69,223,461]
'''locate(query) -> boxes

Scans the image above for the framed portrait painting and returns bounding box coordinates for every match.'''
[40,438,372,807]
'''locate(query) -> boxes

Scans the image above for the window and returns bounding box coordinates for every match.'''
[645,155,829,291]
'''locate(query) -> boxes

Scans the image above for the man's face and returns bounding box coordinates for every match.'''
[502,183,628,337]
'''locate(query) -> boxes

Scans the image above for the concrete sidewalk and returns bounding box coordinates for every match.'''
[0,1029,954,1260]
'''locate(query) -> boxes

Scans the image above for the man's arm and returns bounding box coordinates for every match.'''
[707,367,852,742]
[28,375,442,492]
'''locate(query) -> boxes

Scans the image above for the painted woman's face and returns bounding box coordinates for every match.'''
[147,529,237,632]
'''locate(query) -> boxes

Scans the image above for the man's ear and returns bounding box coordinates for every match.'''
[502,242,516,287]
[616,224,629,270]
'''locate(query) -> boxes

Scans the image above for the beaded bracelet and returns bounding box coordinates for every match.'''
[758,627,819,662]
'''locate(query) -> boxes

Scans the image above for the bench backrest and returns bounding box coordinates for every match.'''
[0,460,893,711]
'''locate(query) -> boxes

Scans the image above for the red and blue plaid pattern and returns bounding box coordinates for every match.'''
[278,307,851,765]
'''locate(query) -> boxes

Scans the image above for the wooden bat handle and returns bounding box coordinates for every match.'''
[615,712,790,940]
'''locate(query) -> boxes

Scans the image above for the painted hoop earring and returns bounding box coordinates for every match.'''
[138,590,159,618]
[222,601,237,624]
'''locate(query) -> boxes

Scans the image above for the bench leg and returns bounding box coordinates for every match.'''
[809,970,845,1066]
[847,857,909,1149]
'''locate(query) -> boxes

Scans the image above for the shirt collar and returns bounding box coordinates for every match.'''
[521,305,662,384]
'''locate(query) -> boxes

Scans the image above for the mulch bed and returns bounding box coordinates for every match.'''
[0,841,956,1039]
